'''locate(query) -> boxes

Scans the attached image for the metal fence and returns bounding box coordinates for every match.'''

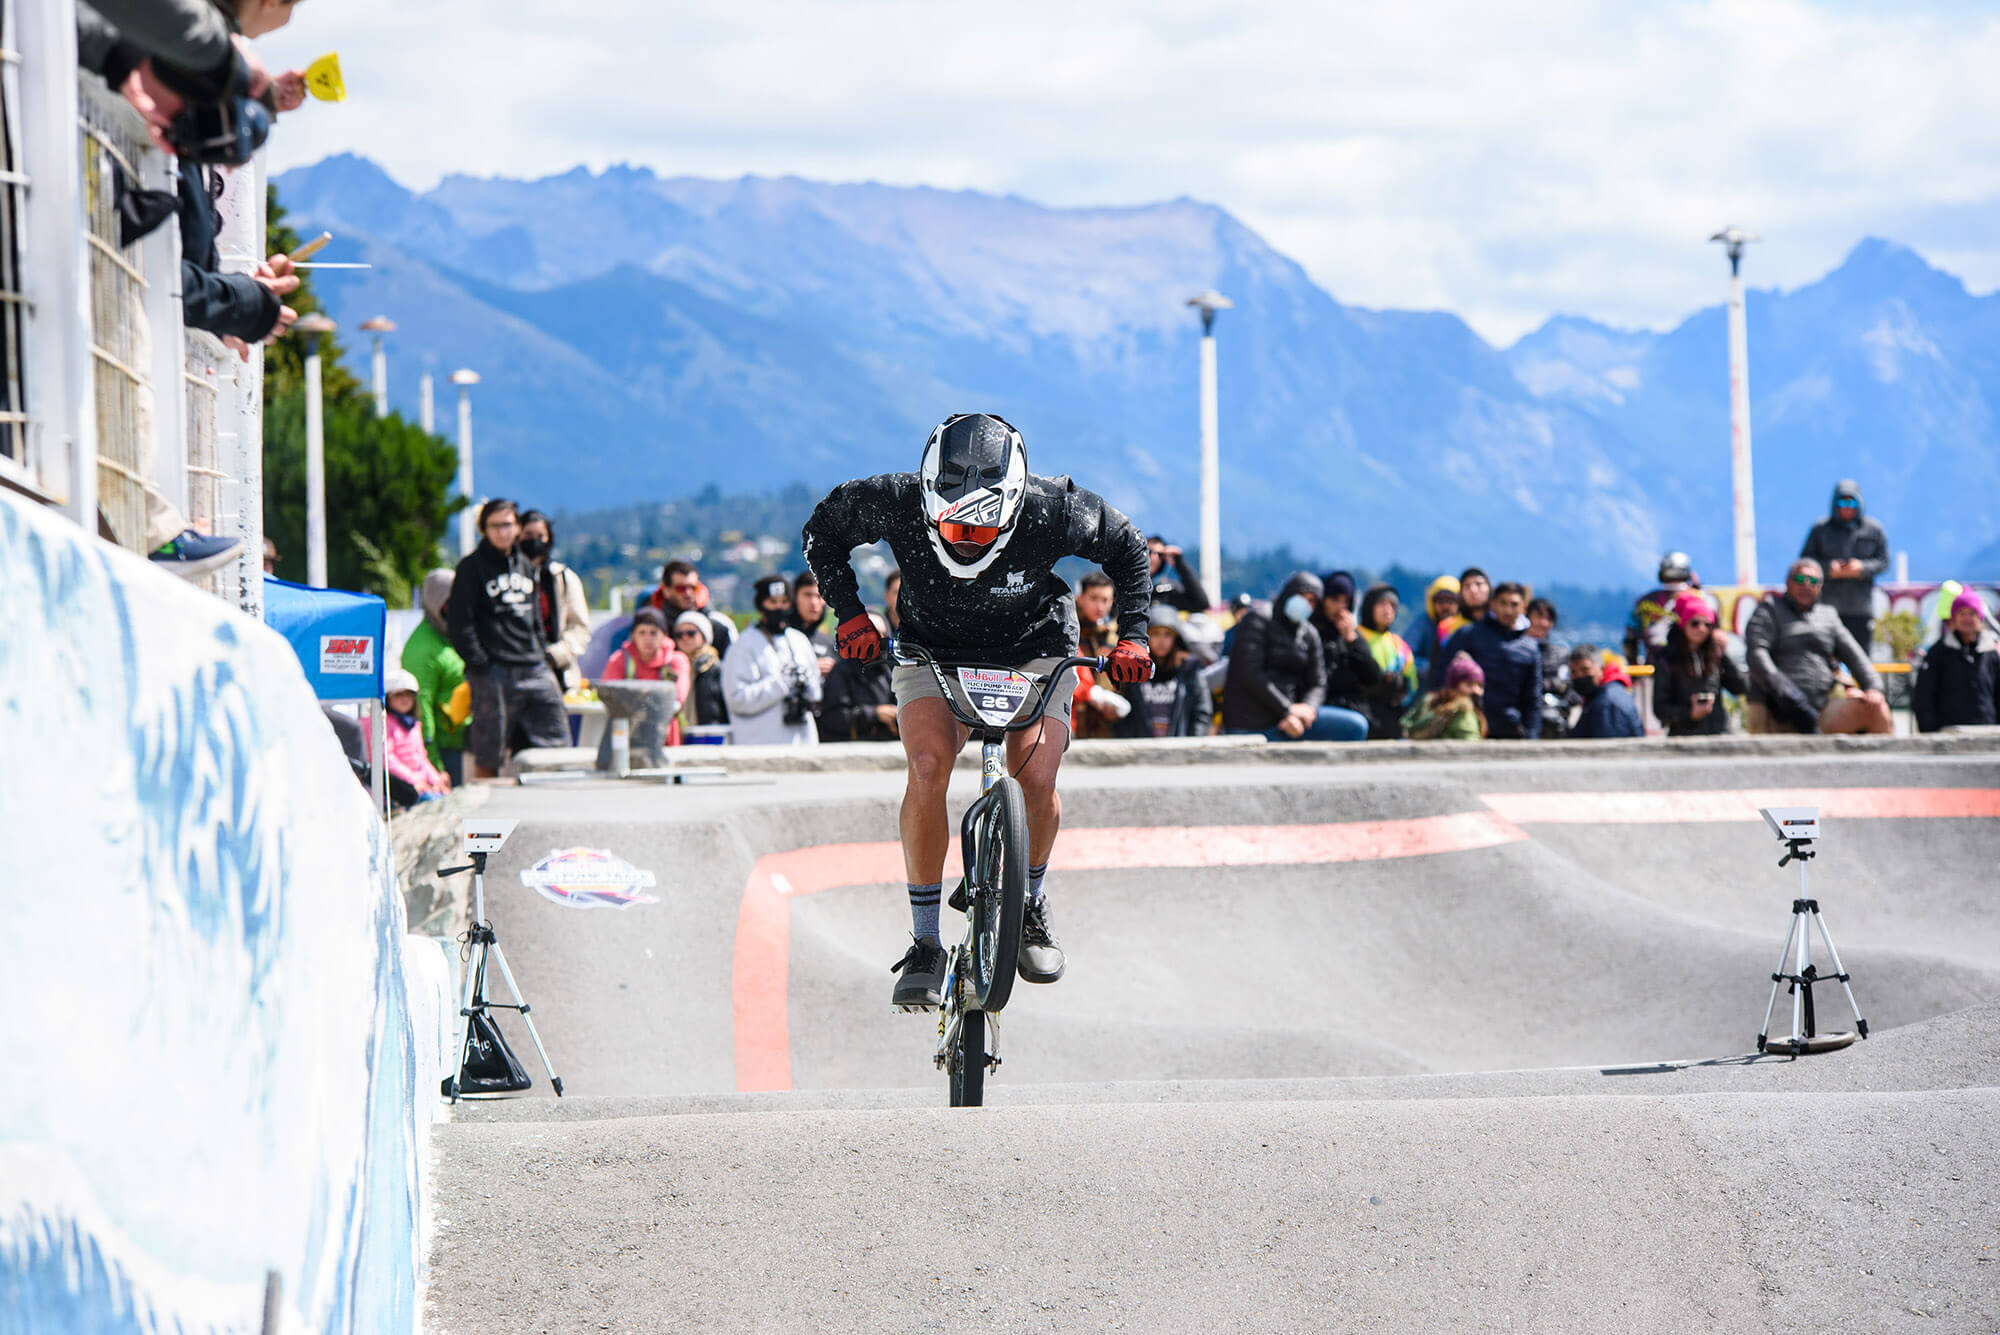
[78,76,152,551]
[4,0,265,612]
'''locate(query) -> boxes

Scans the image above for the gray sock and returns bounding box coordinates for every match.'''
[1027,861,1048,903]
[908,882,941,940]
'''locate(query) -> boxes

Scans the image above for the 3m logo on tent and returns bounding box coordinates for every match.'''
[320,636,375,674]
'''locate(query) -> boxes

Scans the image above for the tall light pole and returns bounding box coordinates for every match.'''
[1186,290,1233,606]
[419,368,435,434]
[296,313,338,587]
[360,316,395,418]
[1710,226,1760,587]
[451,369,481,558]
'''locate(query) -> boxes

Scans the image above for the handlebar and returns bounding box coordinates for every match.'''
[893,644,1107,734]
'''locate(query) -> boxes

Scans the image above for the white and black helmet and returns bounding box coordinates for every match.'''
[1658,550,1693,584]
[920,412,1028,578]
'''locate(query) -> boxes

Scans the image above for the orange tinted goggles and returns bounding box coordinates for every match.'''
[939,521,1000,545]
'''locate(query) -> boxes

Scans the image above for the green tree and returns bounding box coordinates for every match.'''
[262,185,461,602]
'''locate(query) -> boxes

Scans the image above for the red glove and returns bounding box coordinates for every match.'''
[1104,639,1153,684]
[835,613,883,662]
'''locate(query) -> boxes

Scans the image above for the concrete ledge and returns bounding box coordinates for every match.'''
[510,730,2000,775]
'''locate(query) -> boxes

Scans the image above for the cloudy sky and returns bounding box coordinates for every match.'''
[257,0,2000,344]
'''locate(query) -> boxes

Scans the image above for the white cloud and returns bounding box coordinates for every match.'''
[254,0,2000,343]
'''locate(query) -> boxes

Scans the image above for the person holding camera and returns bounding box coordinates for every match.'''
[721,573,822,746]
[1653,591,1748,737]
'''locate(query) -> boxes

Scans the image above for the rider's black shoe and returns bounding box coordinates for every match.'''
[891,934,948,1009]
[1017,896,1065,983]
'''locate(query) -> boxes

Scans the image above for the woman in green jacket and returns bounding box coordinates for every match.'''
[402,569,470,784]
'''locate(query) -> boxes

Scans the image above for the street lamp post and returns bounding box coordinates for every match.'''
[360,316,395,418]
[1710,226,1760,587]
[295,313,337,587]
[419,369,434,435]
[1186,290,1233,606]
[451,369,481,558]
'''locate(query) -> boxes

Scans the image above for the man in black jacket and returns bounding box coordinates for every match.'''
[447,499,570,778]
[803,413,1151,1006]
[1800,480,1889,650]
[1118,606,1213,738]
[1221,572,1367,740]
[1146,535,1211,614]
[821,612,899,741]
[1308,570,1384,727]
[1913,593,2000,732]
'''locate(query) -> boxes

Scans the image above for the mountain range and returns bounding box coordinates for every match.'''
[274,153,2000,584]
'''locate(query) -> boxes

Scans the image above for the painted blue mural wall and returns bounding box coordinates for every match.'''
[0,492,430,1334]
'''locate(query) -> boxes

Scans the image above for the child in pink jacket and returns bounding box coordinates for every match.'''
[382,668,451,800]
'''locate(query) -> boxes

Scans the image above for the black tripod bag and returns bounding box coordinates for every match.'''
[444,1010,532,1096]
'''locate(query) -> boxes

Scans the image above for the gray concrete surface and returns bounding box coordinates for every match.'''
[426,750,2000,1333]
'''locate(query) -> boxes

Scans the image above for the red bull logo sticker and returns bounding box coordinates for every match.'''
[520,848,659,909]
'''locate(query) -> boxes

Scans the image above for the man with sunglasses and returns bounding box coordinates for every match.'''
[1744,558,1891,735]
[802,413,1153,1007]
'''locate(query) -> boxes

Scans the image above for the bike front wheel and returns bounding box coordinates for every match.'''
[968,776,1029,1013]
[949,1009,985,1107]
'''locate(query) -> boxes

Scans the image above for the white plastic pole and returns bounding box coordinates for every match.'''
[456,384,476,558]
[305,335,327,586]
[419,372,434,434]
[370,334,388,418]
[1198,332,1221,605]
[1725,252,1757,587]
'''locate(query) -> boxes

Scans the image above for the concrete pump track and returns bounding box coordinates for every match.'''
[426,743,2000,1333]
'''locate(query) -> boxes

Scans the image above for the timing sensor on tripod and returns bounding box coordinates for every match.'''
[1759,805,1819,865]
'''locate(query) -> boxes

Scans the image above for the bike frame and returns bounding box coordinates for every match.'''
[892,647,1102,1085]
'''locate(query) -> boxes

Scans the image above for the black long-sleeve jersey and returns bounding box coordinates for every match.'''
[803,472,1151,663]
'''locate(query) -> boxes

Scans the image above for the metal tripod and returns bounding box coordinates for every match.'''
[441,849,564,1100]
[1757,838,1869,1056]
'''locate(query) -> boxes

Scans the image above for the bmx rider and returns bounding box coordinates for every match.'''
[802,413,1153,1006]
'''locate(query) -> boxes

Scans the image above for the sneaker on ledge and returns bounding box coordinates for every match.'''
[150,530,241,579]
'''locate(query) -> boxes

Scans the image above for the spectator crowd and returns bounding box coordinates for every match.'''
[370,478,1997,795]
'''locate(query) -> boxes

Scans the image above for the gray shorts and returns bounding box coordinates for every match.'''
[891,655,1076,733]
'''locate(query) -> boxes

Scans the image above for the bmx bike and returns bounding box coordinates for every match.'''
[895,645,1103,1107]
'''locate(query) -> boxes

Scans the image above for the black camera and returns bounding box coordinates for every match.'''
[782,677,812,727]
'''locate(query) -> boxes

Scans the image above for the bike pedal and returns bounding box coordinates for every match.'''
[947,881,969,914]
[895,1002,939,1014]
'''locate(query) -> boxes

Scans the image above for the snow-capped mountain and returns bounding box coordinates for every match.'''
[276,154,2000,582]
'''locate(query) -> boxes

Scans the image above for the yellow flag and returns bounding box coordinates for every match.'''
[305,52,346,102]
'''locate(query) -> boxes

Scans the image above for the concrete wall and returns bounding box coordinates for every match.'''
[0,491,440,1334]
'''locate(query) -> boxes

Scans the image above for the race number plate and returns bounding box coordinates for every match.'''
[956,667,1033,728]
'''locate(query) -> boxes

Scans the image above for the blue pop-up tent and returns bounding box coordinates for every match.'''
[264,576,390,815]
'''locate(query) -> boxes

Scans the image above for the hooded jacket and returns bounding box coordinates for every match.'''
[447,541,548,672]
[1221,573,1327,732]
[1406,575,1460,679]
[401,570,469,764]
[1310,605,1385,715]
[535,559,592,684]
[1800,481,1889,617]
[1116,654,1214,738]
[1912,626,2000,732]
[1571,656,1645,739]
[1433,613,1543,739]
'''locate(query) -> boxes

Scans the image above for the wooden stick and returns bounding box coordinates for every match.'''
[289,231,332,262]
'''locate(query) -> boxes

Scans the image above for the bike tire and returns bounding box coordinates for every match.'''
[950,1008,985,1107]
[969,776,1029,1013]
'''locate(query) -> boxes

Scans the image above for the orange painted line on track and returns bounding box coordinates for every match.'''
[1479,787,2000,825]
[731,810,1527,1092]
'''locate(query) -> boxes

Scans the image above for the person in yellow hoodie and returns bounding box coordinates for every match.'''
[402,569,473,785]
[1406,575,1461,683]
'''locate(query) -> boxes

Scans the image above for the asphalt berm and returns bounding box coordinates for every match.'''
[426,740,2000,1333]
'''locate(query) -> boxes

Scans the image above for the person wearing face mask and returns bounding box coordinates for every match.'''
[516,510,591,691]
[720,573,823,746]
[1221,572,1366,740]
